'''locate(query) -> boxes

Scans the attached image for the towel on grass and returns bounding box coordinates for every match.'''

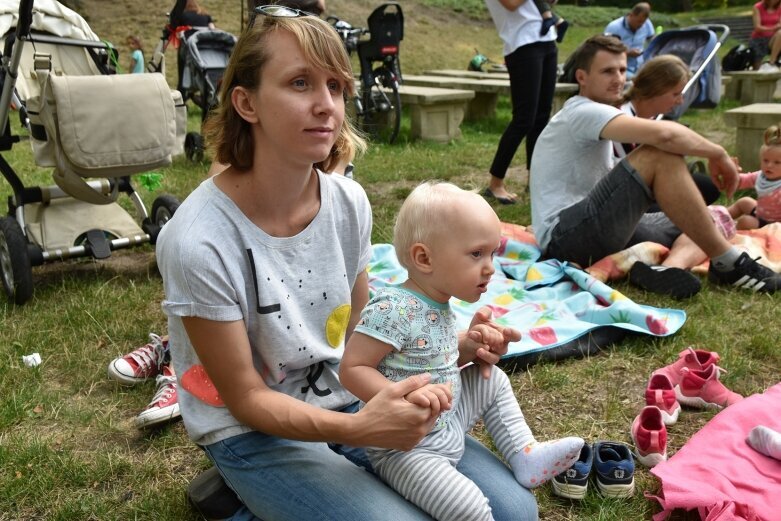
[367,231,686,360]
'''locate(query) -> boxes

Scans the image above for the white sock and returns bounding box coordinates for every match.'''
[508,437,584,488]
[711,247,742,271]
[746,425,781,460]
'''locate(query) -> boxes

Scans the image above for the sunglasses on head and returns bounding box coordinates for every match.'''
[249,5,313,28]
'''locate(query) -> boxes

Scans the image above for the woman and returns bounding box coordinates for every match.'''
[482,0,559,204]
[617,55,728,281]
[156,9,537,520]
[616,54,720,210]
[749,0,781,70]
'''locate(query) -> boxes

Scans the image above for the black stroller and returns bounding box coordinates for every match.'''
[149,0,237,161]
[0,0,185,305]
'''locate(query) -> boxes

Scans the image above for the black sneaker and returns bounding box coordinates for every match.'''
[551,443,592,500]
[187,466,243,520]
[628,262,701,299]
[708,252,781,293]
[593,441,635,498]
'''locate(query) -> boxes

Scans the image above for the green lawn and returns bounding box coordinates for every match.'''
[1,3,779,520]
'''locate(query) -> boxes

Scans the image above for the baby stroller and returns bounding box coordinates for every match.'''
[0,0,186,305]
[149,0,236,161]
[641,24,730,120]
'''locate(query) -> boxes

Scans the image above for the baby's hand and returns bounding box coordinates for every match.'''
[405,383,452,416]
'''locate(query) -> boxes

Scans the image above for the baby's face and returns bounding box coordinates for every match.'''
[761,146,781,181]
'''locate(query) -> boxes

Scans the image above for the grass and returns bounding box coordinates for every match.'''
[1,2,780,520]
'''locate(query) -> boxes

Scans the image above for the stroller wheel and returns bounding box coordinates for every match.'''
[185,132,204,162]
[152,194,181,228]
[0,217,33,305]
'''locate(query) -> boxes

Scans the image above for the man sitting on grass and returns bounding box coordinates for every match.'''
[529,34,781,298]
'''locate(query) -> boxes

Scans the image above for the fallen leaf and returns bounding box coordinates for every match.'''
[33,404,43,414]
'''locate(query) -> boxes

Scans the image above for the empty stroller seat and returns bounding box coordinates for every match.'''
[26,55,186,204]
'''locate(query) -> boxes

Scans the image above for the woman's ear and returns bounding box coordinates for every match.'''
[409,243,433,274]
[231,86,259,124]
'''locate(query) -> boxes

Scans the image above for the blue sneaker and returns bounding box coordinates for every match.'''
[551,443,593,500]
[593,441,635,498]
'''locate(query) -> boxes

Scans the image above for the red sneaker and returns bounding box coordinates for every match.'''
[631,406,667,467]
[675,365,743,409]
[652,347,720,387]
[107,333,169,385]
[135,364,180,429]
[645,374,681,425]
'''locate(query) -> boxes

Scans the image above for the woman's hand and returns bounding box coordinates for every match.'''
[352,374,440,451]
[405,382,452,415]
[459,307,521,378]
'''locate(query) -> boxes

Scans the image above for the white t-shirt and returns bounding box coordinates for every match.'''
[157,172,372,445]
[529,95,624,251]
[483,0,555,57]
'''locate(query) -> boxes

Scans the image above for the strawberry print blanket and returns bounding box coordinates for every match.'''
[367,231,687,361]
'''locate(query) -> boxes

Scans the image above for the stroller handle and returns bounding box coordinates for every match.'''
[691,23,731,45]
[17,0,34,36]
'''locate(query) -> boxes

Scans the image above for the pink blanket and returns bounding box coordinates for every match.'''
[649,383,781,521]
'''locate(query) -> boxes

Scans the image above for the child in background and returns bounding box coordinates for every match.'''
[126,35,144,74]
[726,123,781,229]
[535,0,569,42]
[340,181,583,521]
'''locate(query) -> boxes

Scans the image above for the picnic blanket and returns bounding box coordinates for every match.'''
[366,228,687,362]
[649,382,781,521]
[585,222,781,283]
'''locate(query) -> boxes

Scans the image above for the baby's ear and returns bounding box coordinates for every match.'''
[408,243,433,274]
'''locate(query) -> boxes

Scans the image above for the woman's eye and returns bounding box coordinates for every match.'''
[293,79,307,88]
[329,81,343,92]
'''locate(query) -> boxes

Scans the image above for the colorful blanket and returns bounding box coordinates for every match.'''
[367,232,687,361]
[585,222,781,282]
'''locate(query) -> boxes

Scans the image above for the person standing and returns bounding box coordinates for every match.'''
[482,0,559,205]
[604,2,655,78]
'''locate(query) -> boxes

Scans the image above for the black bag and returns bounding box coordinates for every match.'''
[722,44,754,72]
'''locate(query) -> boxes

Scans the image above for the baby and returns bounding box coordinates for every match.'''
[727,123,781,229]
[340,181,583,521]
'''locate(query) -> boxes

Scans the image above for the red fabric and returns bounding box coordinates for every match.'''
[649,383,781,521]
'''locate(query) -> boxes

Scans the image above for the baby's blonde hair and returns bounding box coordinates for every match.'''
[761,123,781,155]
[393,181,465,269]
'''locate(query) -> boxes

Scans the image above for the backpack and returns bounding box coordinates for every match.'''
[722,44,754,72]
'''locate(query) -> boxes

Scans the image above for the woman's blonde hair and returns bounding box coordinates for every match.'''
[393,182,463,269]
[203,14,365,172]
[624,54,690,102]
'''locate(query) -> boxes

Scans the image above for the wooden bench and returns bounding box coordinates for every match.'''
[699,16,753,43]
[722,70,781,104]
[396,85,475,142]
[424,68,510,81]
[724,103,781,171]
[405,74,578,119]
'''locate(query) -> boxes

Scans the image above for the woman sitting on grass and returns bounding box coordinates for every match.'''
[156,8,537,519]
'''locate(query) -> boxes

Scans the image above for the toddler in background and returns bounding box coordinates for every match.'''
[126,35,144,74]
[340,181,583,521]
[727,123,781,229]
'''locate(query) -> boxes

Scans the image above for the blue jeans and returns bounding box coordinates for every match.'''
[203,405,538,521]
